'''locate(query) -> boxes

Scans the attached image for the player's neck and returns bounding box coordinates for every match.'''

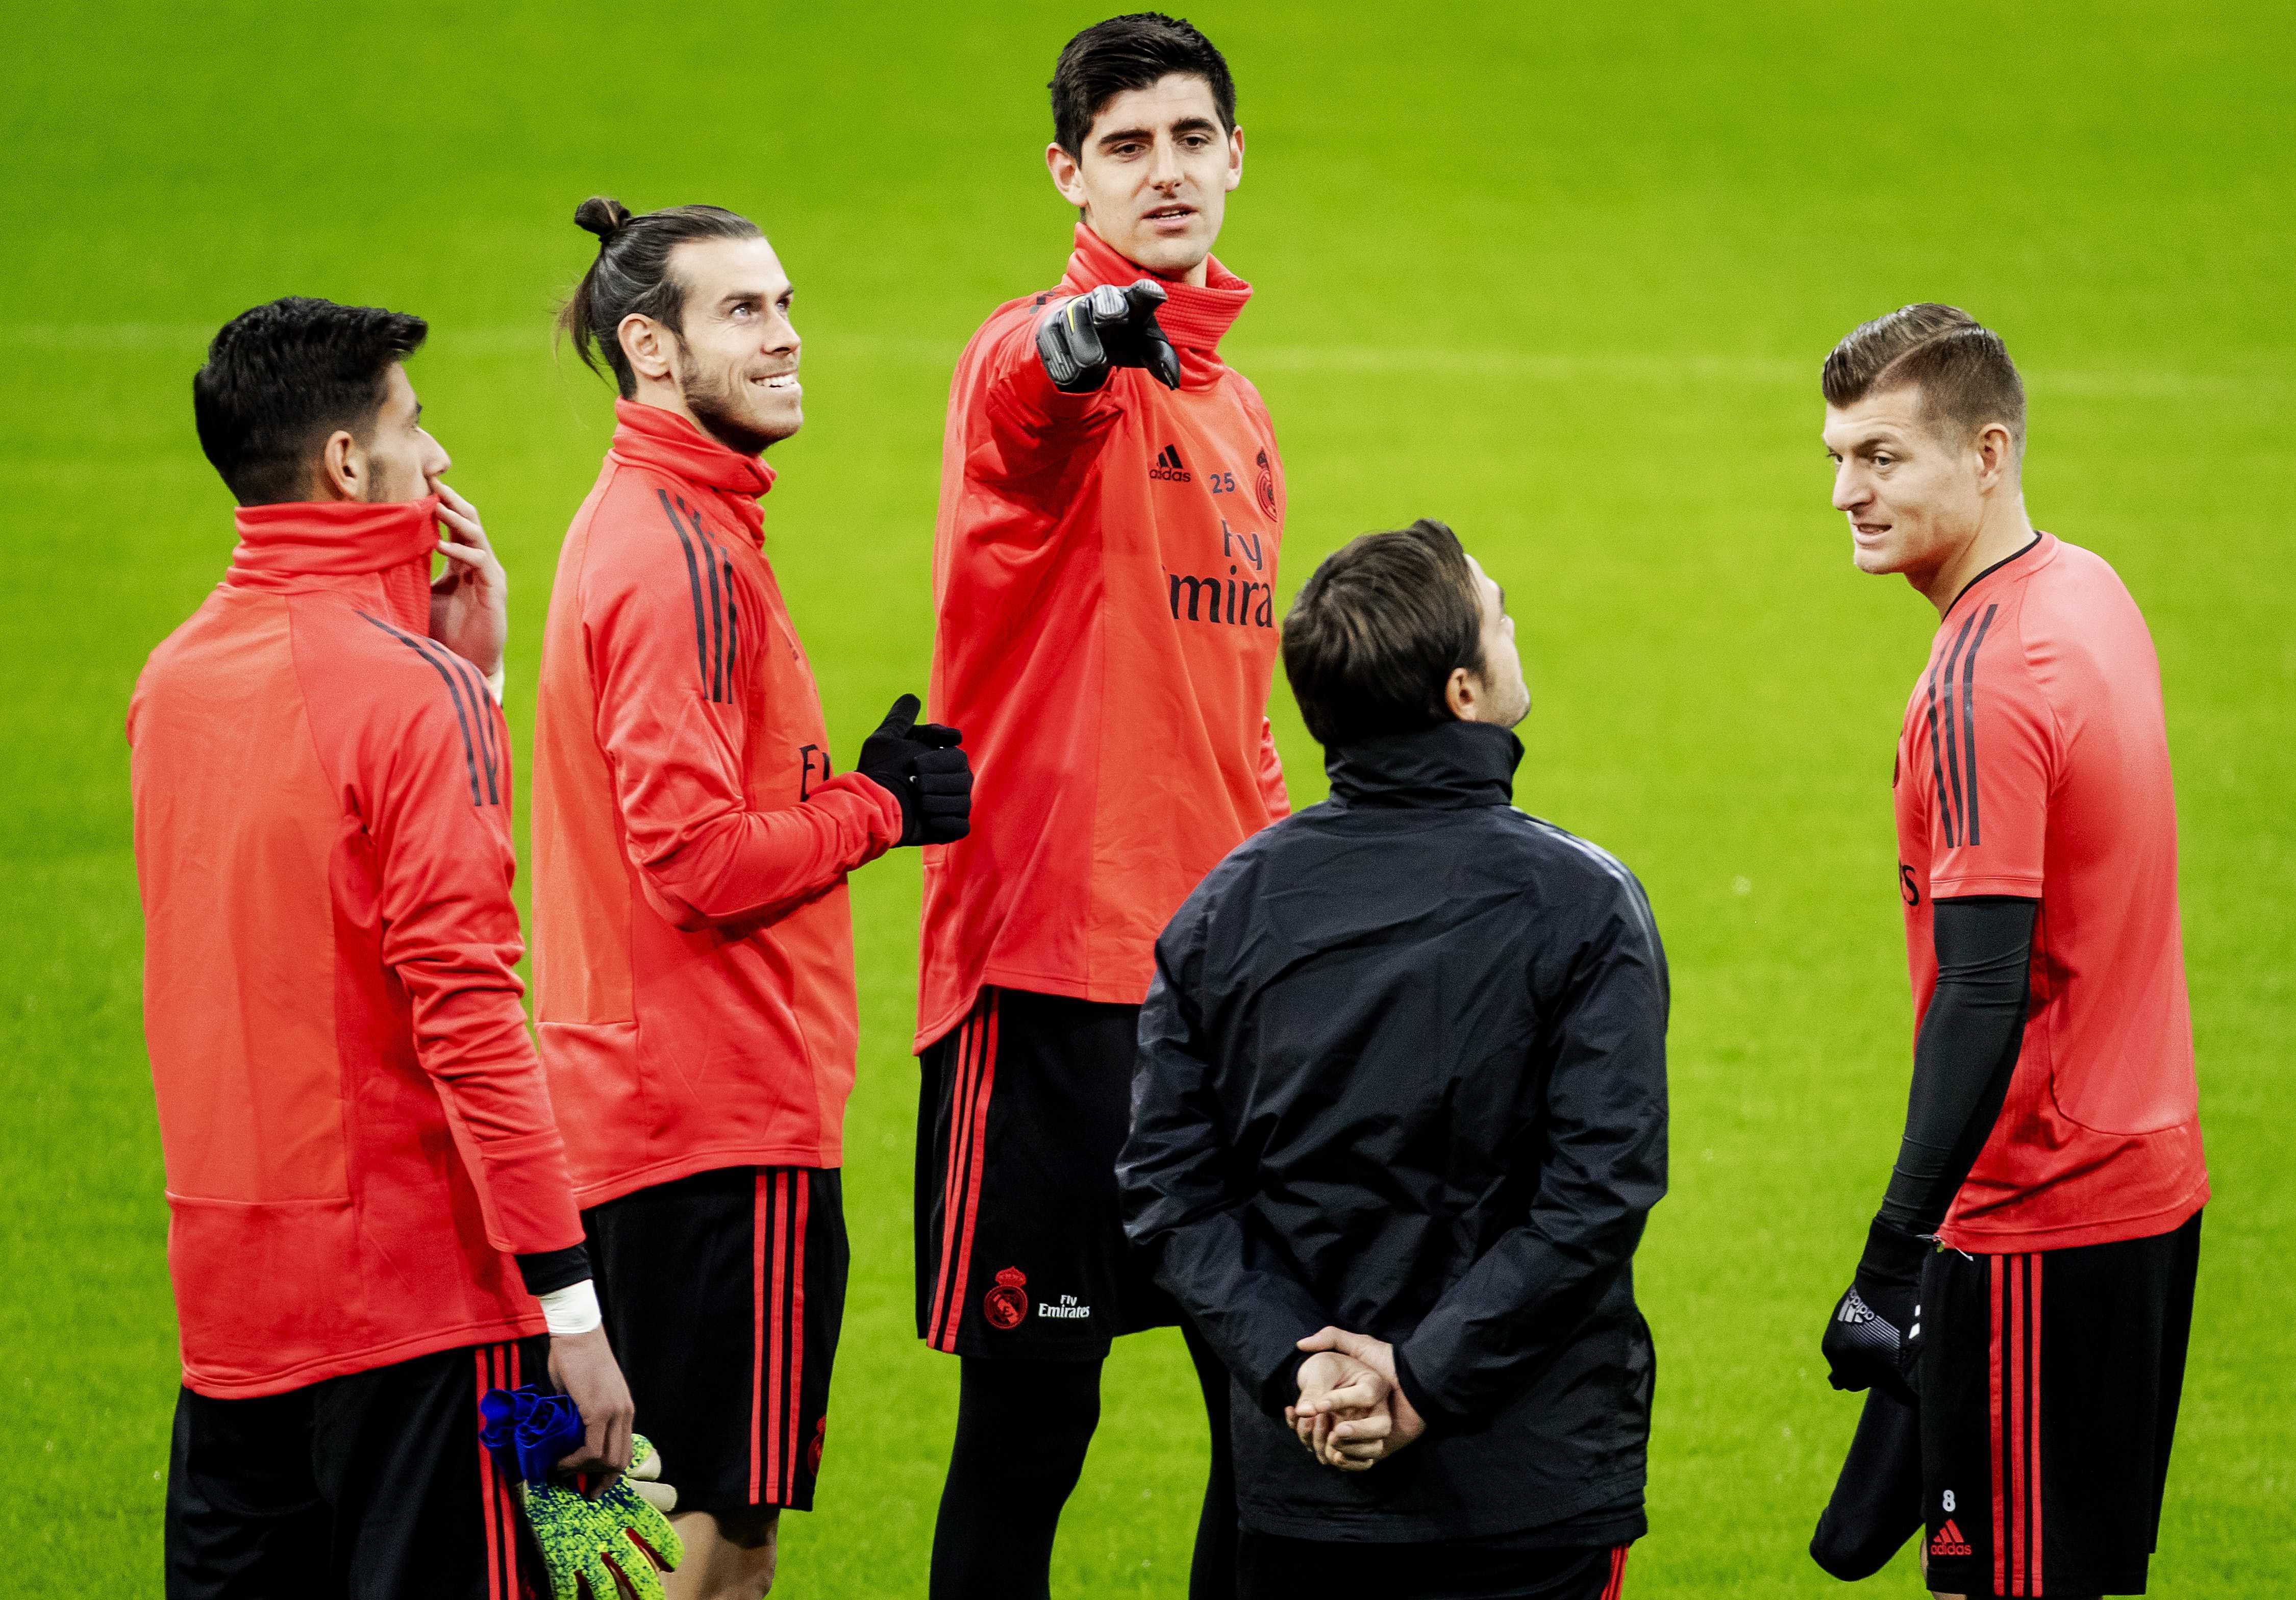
[1918,498,2036,616]
[1086,218,1212,288]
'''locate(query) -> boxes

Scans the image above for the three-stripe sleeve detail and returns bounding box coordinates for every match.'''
[359,613,501,806]
[1925,603,2001,852]
[1961,605,1998,846]
[657,490,742,704]
[928,993,1001,1352]
[751,1170,813,1506]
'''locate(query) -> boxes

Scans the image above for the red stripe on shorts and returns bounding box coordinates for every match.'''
[2030,1252,2044,1593]
[927,1007,981,1346]
[474,1349,500,1600]
[1602,1541,1630,1598]
[945,993,1001,1349]
[750,1172,769,1502]
[765,1171,792,1502]
[787,1174,810,1488]
[2010,1254,2028,1594]
[1990,1254,2006,1595]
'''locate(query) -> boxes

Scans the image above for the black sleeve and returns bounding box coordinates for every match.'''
[1877,896,2036,1236]
[515,1243,594,1297]
[1118,906,1333,1419]
[1392,871,1670,1427]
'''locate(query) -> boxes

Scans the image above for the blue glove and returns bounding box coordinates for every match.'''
[482,1385,683,1600]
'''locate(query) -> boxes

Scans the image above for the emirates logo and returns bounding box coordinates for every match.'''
[984,1266,1030,1330]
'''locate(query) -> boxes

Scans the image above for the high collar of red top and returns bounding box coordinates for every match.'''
[226,495,441,628]
[1061,222,1251,375]
[608,398,777,541]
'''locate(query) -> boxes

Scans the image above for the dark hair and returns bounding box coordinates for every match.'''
[1050,13,1236,158]
[1821,303,2027,455]
[1282,519,1485,747]
[558,196,762,398]
[191,297,427,506]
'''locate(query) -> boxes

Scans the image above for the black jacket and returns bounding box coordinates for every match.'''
[1119,720,1669,1541]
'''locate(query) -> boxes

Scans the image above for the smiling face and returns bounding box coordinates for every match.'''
[622,235,802,455]
[1046,73,1242,283]
[1821,386,1994,586]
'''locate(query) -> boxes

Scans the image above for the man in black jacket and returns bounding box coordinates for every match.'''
[1120,519,1668,1600]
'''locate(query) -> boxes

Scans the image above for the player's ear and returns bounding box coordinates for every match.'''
[618,314,675,386]
[316,429,363,502]
[1974,421,2016,490]
[1226,126,1244,192]
[1046,142,1087,207]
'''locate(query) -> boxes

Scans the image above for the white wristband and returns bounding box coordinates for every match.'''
[485,664,506,705]
[538,1278,602,1337]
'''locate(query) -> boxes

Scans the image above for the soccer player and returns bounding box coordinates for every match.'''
[532,197,971,1600]
[1818,305,2208,1599]
[911,14,1288,1596]
[130,297,636,1599]
[1121,519,1668,1600]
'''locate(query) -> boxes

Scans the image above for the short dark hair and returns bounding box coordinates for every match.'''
[1050,13,1236,158]
[558,196,763,398]
[192,297,427,506]
[1282,519,1485,748]
[1821,303,2027,455]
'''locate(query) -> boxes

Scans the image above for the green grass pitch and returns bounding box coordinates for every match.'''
[4,3,2290,1593]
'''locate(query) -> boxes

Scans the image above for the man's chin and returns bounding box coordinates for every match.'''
[1112,227,1211,280]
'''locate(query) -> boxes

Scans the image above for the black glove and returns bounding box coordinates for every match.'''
[1821,1217,1929,1403]
[1035,280,1182,394]
[856,693,972,847]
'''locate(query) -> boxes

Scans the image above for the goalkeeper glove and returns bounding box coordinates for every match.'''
[1820,1217,1930,1403]
[481,1386,683,1600]
[857,694,972,846]
[1035,280,1182,394]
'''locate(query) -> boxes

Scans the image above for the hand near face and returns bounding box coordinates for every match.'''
[427,478,508,682]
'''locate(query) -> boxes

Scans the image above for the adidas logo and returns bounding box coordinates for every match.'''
[1929,1519,1973,1558]
[1150,444,1193,482]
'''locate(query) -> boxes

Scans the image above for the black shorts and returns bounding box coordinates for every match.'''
[914,987,1176,1360]
[166,1336,544,1600]
[1236,1533,1633,1600]
[585,1165,848,1515]
[1919,1209,2201,1597]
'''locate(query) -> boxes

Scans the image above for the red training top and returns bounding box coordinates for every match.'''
[1894,532,2208,1251]
[915,223,1290,1050]
[128,497,582,1398]
[532,401,903,1205]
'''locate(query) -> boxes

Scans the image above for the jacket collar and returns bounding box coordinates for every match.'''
[606,397,777,542]
[1324,720,1523,811]
[1061,222,1250,380]
[224,495,440,629]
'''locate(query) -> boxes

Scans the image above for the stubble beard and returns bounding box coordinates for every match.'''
[680,349,795,458]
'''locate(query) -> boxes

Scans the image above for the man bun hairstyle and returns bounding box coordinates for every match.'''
[1822,303,2028,456]
[1051,12,1236,158]
[192,296,427,506]
[557,195,762,398]
[1282,518,1486,748]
